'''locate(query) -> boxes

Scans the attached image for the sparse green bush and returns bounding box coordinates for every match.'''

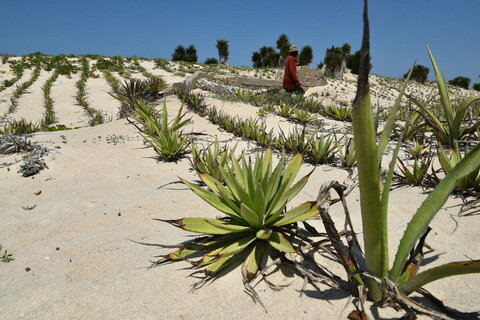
[43,55,78,76]
[323,105,352,122]
[204,57,218,65]
[448,76,470,89]
[8,63,41,113]
[75,57,105,126]
[438,144,480,192]
[298,45,313,66]
[335,135,356,168]
[251,46,278,68]
[411,47,480,146]
[276,127,309,154]
[176,89,208,116]
[172,45,198,63]
[95,56,125,73]
[404,64,429,83]
[307,132,335,164]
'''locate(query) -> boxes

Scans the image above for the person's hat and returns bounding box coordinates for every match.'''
[289,45,299,53]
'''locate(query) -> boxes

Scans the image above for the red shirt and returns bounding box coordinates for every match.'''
[283,55,299,90]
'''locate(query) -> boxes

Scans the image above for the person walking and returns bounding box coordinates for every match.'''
[283,45,305,95]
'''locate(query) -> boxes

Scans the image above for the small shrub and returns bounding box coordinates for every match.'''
[204,57,218,65]
[404,64,429,83]
[448,76,470,90]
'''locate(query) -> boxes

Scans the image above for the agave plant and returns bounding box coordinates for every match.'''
[396,154,433,186]
[307,132,335,164]
[176,89,208,116]
[293,108,318,124]
[276,127,310,154]
[303,98,323,113]
[152,148,318,283]
[189,139,237,183]
[321,1,480,314]
[438,144,480,192]
[405,139,429,160]
[401,110,425,141]
[256,108,269,117]
[411,46,480,147]
[335,135,356,169]
[277,103,292,118]
[131,99,190,161]
[323,105,353,122]
[145,75,168,97]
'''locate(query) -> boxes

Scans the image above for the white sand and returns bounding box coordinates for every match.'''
[0,69,34,118]
[85,74,121,121]
[51,73,89,128]
[0,59,479,320]
[13,70,54,123]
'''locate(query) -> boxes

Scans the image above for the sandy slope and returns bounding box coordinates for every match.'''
[0,58,479,319]
[13,70,54,123]
[1,95,479,320]
[85,74,121,121]
[0,69,34,117]
[51,73,89,128]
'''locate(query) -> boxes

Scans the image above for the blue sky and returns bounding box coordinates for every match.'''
[1,0,479,87]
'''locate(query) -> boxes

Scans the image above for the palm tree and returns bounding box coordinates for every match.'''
[276,34,291,67]
[216,40,229,65]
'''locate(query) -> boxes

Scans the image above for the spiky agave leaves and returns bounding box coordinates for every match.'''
[189,139,237,183]
[437,144,480,192]
[156,148,318,283]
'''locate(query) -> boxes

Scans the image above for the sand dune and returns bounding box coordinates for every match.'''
[0,57,479,320]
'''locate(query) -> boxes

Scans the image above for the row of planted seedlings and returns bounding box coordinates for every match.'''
[130,57,156,78]
[95,55,133,97]
[213,87,353,123]
[178,81,480,199]
[1,54,83,134]
[0,56,28,92]
[205,73,480,197]
[74,57,106,126]
[175,88,357,169]
[6,62,42,115]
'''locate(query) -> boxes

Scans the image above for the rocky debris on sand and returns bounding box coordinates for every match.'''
[0,134,36,154]
[0,135,50,177]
